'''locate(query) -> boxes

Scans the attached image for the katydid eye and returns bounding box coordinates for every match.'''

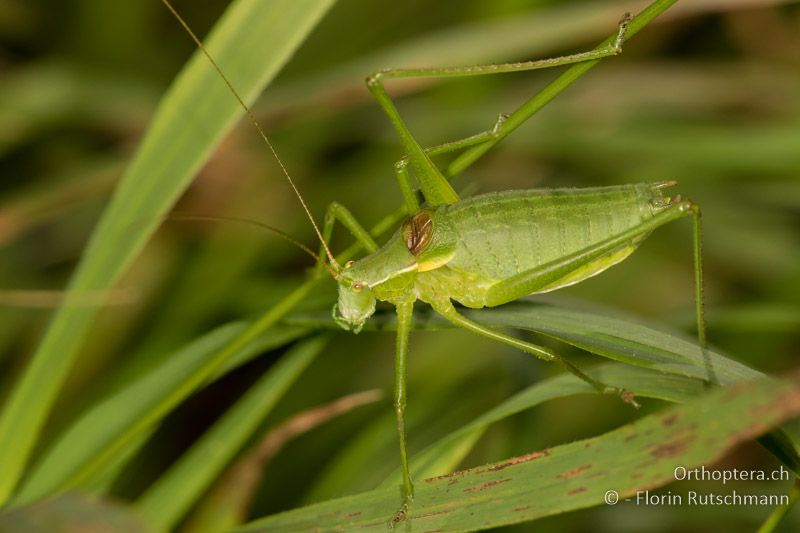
[353,282,363,291]
[345,260,354,269]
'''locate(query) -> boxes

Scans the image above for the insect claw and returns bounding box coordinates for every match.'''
[365,71,384,87]
[389,496,412,529]
[613,12,632,54]
[388,509,407,528]
[491,113,510,136]
[620,389,641,409]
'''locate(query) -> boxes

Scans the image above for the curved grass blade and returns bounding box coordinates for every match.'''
[235,370,800,532]
[758,479,800,533]
[135,336,328,531]
[286,299,757,383]
[14,323,307,505]
[398,363,800,485]
[465,301,755,384]
[0,0,337,503]
[385,362,706,486]
[288,301,800,475]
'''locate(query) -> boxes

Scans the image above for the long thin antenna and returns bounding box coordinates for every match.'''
[160,0,339,271]
[170,213,340,279]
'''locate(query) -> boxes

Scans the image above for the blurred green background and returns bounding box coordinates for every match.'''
[1,0,799,531]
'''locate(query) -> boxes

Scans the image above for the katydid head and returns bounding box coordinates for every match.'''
[331,227,422,333]
[333,261,376,334]
[333,284,376,334]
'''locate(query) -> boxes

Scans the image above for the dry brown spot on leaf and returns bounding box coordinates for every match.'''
[650,425,697,459]
[482,449,551,473]
[660,413,680,426]
[557,464,592,479]
[416,510,452,519]
[463,478,512,493]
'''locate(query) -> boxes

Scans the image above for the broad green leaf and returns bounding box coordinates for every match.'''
[0,493,153,533]
[15,323,307,504]
[287,299,756,383]
[465,302,755,384]
[235,370,800,532]
[135,336,328,531]
[391,363,706,485]
[288,301,800,475]
[0,0,337,503]
[398,362,800,485]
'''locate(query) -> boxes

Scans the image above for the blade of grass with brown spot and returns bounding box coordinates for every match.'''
[235,369,800,532]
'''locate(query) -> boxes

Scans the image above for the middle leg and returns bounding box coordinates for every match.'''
[393,300,416,511]
[394,113,509,212]
[433,299,640,407]
[371,14,632,188]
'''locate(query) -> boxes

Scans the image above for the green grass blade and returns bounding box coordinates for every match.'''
[465,301,756,384]
[287,300,757,383]
[235,370,800,532]
[758,479,800,533]
[399,363,800,485]
[17,275,317,507]
[386,363,706,486]
[14,324,306,504]
[135,336,328,531]
[289,300,800,478]
[0,0,337,503]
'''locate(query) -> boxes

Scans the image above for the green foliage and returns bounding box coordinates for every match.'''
[236,371,800,532]
[135,336,328,530]
[0,0,798,532]
[0,0,337,503]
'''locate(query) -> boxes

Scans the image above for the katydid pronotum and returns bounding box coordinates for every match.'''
[160,0,710,519]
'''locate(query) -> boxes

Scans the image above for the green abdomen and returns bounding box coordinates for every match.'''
[443,183,668,283]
